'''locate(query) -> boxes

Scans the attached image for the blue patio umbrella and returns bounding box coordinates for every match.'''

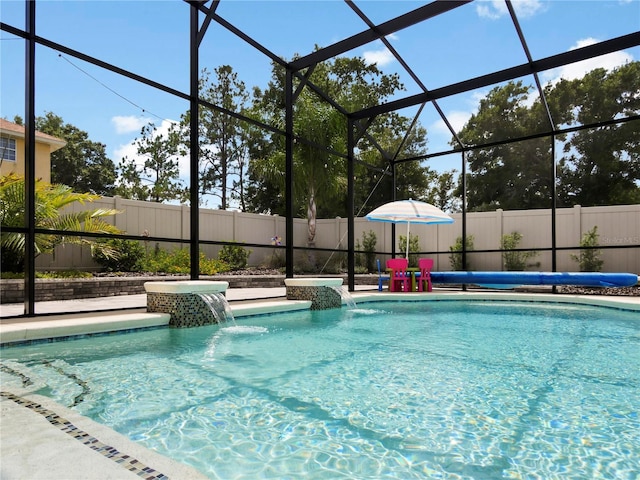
[365,199,454,259]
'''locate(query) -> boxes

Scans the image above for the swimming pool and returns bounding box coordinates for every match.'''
[2,300,639,479]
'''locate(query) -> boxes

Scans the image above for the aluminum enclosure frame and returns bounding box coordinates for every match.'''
[2,0,639,315]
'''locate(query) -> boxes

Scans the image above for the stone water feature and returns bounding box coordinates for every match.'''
[144,280,230,328]
[284,278,346,310]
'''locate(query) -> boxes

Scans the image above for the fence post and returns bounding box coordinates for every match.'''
[181,204,190,243]
[114,196,125,231]
[274,214,279,242]
[233,211,238,242]
[574,204,582,243]
[497,208,504,244]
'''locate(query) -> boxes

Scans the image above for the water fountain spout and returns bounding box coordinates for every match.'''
[198,293,236,325]
[330,286,357,309]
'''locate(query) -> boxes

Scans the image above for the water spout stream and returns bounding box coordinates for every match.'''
[330,286,357,309]
[197,293,236,324]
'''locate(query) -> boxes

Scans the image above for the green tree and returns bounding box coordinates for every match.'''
[244,97,285,215]
[115,122,184,203]
[556,63,640,206]
[0,174,121,272]
[426,169,460,212]
[291,92,345,242]
[249,62,346,242]
[455,81,554,211]
[25,112,116,196]
[180,66,250,209]
[249,54,440,242]
[455,63,640,211]
[354,117,448,214]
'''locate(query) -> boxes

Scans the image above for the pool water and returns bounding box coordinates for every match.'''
[2,301,639,479]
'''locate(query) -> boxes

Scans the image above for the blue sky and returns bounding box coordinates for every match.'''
[1,0,639,194]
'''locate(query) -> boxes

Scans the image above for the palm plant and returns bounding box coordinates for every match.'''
[1,174,121,272]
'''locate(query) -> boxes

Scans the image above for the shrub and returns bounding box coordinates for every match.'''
[571,226,603,272]
[501,232,539,271]
[321,252,347,274]
[1,270,93,279]
[292,251,315,274]
[398,233,420,268]
[92,238,145,272]
[200,253,229,275]
[356,230,377,273]
[355,238,364,270]
[37,270,93,279]
[263,250,286,270]
[449,235,474,271]
[141,248,188,274]
[140,247,229,275]
[218,244,251,270]
[361,230,377,273]
[263,235,285,270]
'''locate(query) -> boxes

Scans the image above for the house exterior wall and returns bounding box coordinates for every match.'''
[0,119,66,183]
[0,137,54,183]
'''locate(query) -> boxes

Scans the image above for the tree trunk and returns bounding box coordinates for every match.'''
[307,189,316,243]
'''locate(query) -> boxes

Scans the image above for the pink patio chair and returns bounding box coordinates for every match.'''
[386,258,410,292]
[417,258,434,292]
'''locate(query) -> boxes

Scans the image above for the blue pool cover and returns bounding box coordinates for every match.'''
[430,271,639,288]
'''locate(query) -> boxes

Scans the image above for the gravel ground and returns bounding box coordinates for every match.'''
[557,285,639,296]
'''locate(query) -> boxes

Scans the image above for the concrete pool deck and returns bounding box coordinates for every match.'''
[1,287,639,479]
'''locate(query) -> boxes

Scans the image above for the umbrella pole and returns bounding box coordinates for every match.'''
[406,221,411,260]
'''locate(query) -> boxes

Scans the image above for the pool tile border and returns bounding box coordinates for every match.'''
[0,391,169,480]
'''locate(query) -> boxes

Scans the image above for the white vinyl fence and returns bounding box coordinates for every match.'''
[36,197,639,274]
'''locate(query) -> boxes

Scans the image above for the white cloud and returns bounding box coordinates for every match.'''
[512,0,545,18]
[476,0,543,19]
[541,38,634,85]
[476,0,507,19]
[430,110,473,136]
[362,36,398,67]
[470,90,489,107]
[362,47,395,67]
[111,115,149,135]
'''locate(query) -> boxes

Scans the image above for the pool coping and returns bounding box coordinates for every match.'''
[350,290,640,311]
[0,299,313,346]
[1,291,637,347]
